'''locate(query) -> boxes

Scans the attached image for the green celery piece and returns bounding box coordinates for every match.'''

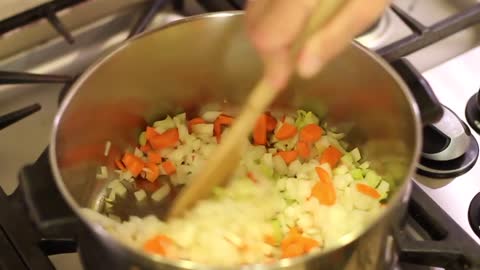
[138,131,147,146]
[364,170,381,187]
[350,168,363,180]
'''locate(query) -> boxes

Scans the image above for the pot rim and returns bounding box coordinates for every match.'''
[49,11,422,269]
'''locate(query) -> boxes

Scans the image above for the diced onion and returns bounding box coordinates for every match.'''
[104,141,112,157]
[151,184,171,202]
[134,190,147,201]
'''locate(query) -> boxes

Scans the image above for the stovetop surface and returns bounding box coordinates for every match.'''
[1,0,480,269]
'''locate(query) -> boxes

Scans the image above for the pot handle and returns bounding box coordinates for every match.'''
[388,58,443,125]
[18,148,79,255]
[394,182,480,270]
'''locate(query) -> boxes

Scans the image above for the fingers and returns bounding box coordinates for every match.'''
[262,48,291,89]
[297,0,390,78]
[246,0,315,89]
[246,0,315,51]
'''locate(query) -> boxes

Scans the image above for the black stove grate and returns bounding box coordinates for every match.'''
[378,3,480,61]
[0,0,87,42]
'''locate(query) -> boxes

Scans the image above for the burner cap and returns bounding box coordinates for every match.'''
[417,105,479,178]
[469,192,480,239]
[417,136,478,178]
[465,91,480,135]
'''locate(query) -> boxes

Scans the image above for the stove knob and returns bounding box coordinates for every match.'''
[422,106,470,161]
[466,90,480,135]
[476,89,480,107]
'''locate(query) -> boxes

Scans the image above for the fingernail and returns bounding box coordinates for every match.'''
[297,54,322,79]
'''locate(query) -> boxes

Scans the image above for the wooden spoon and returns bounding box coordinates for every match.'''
[168,0,345,218]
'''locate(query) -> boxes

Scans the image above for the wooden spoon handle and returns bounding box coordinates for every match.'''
[168,0,346,218]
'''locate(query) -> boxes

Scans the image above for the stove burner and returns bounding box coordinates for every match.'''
[417,105,479,178]
[465,90,480,135]
[468,192,480,239]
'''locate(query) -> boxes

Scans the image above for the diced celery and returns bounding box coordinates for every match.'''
[359,161,370,169]
[138,131,147,146]
[350,148,361,162]
[271,219,283,244]
[377,180,390,200]
[364,170,381,187]
[173,113,189,142]
[340,154,354,168]
[294,110,319,129]
[153,116,175,133]
[350,168,363,180]
[260,163,274,178]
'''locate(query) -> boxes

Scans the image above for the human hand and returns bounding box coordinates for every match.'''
[246,0,390,89]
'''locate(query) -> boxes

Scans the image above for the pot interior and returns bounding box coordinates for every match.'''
[51,11,419,257]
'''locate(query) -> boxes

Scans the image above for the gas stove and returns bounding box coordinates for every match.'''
[1,0,480,269]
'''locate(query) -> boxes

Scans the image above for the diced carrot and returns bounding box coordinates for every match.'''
[115,159,126,171]
[264,235,277,246]
[319,145,342,168]
[296,141,310,159]
[253,114,267,145]
[146,126,159,141]
[276,150,298,165]
[122,153,144,177]
[144,162,160,182]
[315,167,331,184]
[299,124,323,143]
[121,152,136,166]
[161,160,176,175]
[311,167,336,205]
[147,151,162,164]
[299,237,319,252]
[214,115,233,143]
[149,128,179,150]
[275,123,297,140]
[265,258,276,264]
[282,242,304,258]
[356,183,381,199]
[140,143,151,153]
[281,227,302,250]
[247,171,257,183]
[129,160,144,178]
[266,113,277,132]
[143,235,174,255]
[188,117,206,133]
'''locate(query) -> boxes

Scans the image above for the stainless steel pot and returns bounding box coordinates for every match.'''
[48,11,431,270]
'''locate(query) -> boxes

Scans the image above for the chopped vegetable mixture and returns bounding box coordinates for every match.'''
[84,109,390,266]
